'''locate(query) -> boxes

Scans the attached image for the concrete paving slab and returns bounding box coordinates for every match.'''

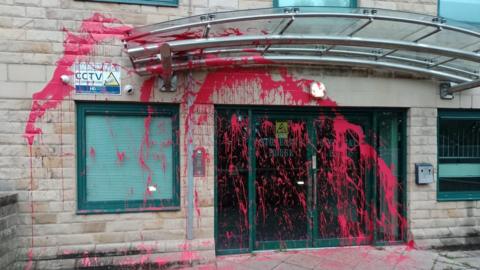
[241,258,283,270]
[314,258,360,270]
[432,261,476,270]
[273,262,310,270]
[176,246,480,270]
[455,257,480,269]
[285,253,323,269]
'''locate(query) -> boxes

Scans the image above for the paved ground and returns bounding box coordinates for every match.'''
[180,246,480,270]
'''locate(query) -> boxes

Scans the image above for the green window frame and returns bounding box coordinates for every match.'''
[82,0,178,7]
[438,110,480,201]
[273,0,357,7]
[77,102,180,213]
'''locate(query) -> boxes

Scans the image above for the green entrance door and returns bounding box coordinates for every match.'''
[215,108,406,254]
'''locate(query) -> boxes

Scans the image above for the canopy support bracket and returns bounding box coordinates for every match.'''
[159,43,174,91]
[440,79,480,99]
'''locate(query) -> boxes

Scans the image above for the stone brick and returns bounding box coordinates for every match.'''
[0,5,25,17]
[26,7,46,18]
[208,0,239,9]
[94,232,126,244]
[82,222,106,233]
[26,29,63,42]
[33,213,57,224]
[8,64,46,82]
[0,28,26,41]
[0,63,6,81]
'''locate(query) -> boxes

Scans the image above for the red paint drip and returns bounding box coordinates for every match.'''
[116,150,126,163]
[140,106,154,201]
[139,76,156,102]
[23,13,131,146]
[179,242,198,263]
[89,147,96,158]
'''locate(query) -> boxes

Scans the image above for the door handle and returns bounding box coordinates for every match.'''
[312,155,317,211]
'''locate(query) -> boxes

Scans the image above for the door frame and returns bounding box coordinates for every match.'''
[214,106,408,255]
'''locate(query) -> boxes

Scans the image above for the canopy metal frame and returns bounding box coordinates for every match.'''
[124,7,480,98]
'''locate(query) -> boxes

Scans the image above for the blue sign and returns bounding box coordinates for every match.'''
[74,62,121,95]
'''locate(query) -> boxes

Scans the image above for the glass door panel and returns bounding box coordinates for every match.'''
[313,114,372,246]
[254,117,310,249]
[376,112,406,243]
[216,110,250,253]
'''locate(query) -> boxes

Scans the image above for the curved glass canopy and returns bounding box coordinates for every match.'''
[124,7,480,96]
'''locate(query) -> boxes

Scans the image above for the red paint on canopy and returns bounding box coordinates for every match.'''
[23,13,131,146]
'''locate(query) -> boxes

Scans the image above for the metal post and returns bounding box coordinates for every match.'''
[186,71,195,240]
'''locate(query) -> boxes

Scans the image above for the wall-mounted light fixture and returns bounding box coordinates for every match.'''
[310,81,327,99]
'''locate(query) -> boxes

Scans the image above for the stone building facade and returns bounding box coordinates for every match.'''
[1,0,480,269]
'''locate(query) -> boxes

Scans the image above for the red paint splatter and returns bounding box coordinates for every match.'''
[139,106,154,200]
[22,14,131,267]
[406,240,416,251]
[23,13,131,146]
[89,147,96,158]
[116,149,126,163]
[179,242,198,263]
[139,76,156,102]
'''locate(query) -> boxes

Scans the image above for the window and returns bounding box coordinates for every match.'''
[439,0,480,24]
[77,103,180,213]
[85,0,178,7]
[438,110,480,200]
[274,0,356,7]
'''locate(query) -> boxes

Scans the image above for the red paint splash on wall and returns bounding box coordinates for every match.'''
[23,13,131,269]
[210,67,406,249]
[24,13,131,146]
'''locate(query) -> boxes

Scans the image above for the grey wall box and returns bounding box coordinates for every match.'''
[415,163,434,184]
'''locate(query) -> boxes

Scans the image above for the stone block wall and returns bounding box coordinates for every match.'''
[0,194,18,269]
[407,108,480,248]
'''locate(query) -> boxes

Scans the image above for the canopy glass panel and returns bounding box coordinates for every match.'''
[125,7,480,93]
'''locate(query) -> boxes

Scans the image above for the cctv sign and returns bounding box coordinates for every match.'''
[74,62,121,95]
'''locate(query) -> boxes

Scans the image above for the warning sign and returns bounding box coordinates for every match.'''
[275,121,289,139]
[74,62,121,94]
